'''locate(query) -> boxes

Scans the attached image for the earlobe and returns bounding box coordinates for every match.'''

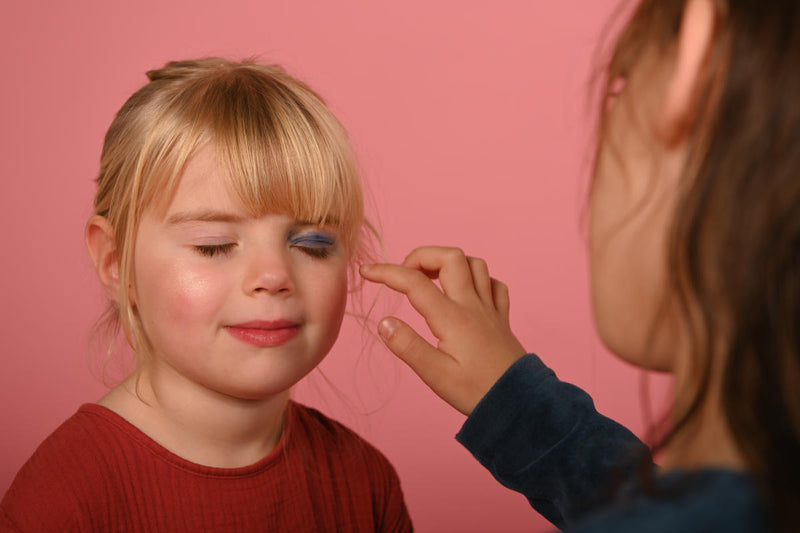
[86,215,122,301]
[655,0,716,147]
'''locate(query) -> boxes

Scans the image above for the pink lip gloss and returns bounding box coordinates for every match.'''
[226,320,300,347]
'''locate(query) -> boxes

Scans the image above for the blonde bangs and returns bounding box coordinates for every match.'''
[129,61,363,254]
[208,72,364,253]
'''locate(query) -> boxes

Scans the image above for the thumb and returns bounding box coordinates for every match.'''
[377,317,450,382]
[377,317,434,370]
[377,317,471,415]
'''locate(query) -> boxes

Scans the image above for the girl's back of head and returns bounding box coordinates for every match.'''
[602,1,800,529]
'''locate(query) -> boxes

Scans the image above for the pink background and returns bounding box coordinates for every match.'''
[1,1,670,531]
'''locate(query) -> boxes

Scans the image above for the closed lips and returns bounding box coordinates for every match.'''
[226,320,301,347]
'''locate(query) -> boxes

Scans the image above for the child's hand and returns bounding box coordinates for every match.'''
[360,246,527,415]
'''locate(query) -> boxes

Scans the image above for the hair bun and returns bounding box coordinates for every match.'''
[145,58,233,82]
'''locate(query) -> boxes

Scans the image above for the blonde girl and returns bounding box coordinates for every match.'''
[1,58,411,532]
[362,0,800,531]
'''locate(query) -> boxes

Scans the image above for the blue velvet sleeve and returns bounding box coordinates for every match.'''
[456,354,650,530]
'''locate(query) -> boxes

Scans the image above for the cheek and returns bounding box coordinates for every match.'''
[320,270,349,328]
[169,265,219,311]
[304,263,349,345]
[590,222,659,360]
[589,147,674,368]
[134,254,229,332]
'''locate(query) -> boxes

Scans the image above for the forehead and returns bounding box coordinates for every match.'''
[143,135,359,251]
[163,144,236,214]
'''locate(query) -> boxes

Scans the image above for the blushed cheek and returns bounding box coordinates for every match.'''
[138,261,224,331]
[170,269,213,314]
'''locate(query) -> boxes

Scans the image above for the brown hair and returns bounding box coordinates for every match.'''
[599,1,800,530]
[93,58,371,364]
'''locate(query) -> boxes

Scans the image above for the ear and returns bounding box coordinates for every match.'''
[655,0,716,147]
[86,215,123,301]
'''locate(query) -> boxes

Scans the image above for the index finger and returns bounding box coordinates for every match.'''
[360,263,455,326]
[401,246,479,303]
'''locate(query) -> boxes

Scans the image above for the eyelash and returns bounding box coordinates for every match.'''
[195,243,236,257]
[192,233,336,259]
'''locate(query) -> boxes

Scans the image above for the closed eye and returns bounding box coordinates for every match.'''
[289,231,337,259]
[194,243,236,257]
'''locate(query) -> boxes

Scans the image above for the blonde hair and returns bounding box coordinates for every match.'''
[93,57,368,361]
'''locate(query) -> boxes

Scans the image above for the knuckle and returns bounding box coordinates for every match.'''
[390,266,427,292]
[445,247,467,263]
[409,246,428,257]
[471,257,488,272]
[408,269,431,285]
[492,277,508,289]
[395,331,421,358]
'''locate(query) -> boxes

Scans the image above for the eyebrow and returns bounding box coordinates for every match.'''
[166,210,247,225]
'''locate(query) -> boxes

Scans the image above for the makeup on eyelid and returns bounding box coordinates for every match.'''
[289,230,338,258]
[290,231,336,246]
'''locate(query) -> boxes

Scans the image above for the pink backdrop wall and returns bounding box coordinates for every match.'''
[1,1,669,531]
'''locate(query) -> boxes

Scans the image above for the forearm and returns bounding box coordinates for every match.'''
[456,354,650,529]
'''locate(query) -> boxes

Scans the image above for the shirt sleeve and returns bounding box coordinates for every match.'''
[0,446,86,532]
[375,459,413,533]
[0,507,24,533]
[456,353,650,530]
[353,436,412,533]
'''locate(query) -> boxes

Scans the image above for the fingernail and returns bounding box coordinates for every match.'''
[359,264,373,275]
[378,318,397,340]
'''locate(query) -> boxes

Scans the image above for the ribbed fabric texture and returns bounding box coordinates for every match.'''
[1,402,412,532]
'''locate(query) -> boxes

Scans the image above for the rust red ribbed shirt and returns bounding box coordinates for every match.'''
[1,402,412,532]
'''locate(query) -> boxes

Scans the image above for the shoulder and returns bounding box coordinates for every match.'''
[0,404,134,530]
[4,404,121,486]
[287,401,393,467]
[286,402,412,532]
[284,403,404,492]
[568,470,769,533]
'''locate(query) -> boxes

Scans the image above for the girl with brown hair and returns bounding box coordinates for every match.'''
[362,0,800,530]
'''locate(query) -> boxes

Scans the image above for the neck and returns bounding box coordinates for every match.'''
[100,361,289,469]
[659,353,746,472]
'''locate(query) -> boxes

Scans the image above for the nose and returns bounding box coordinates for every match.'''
[244,247,295,296]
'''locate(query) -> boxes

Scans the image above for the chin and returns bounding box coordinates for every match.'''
[207,374,303,402]
[221,384,294,402]
[592,297,679,373]
[596,328,676,373]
